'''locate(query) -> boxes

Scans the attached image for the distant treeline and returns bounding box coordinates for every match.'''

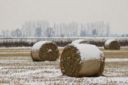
[0,39,128,47]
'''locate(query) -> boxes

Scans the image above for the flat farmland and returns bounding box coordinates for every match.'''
[0,47,128,85]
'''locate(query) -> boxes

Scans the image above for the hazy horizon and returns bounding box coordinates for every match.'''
[0,0,128,34]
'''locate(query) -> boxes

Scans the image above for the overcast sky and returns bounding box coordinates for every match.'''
[0,0,128,34]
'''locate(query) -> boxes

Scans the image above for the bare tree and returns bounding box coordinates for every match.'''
[35,27,42,37]
[11,28,22,37]
[1,30,6,38]
[92,29,98,36]
[45,27,54,37]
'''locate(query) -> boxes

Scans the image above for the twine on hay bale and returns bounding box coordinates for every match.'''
[104,39,120,50]
[31,41,59,61]
[60,43,105,77]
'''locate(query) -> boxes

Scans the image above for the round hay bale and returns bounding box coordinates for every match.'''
[60,43,105,77]
[104,39,120,50]
[31,41,59,61]
[72,39,89,44]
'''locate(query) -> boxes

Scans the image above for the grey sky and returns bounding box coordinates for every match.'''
[0,0,128,34]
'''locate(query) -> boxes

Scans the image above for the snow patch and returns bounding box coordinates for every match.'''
[32,41,51,50]
[72,43,103,60]
[11,68,62,78]
[105,39,117,46]
[72,39,85,44]
[106,58,128,62]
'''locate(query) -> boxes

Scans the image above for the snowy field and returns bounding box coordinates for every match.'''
[0,47,128,85]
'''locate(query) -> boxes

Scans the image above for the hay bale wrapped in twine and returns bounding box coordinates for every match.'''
[60,43,105,77]
[104,39,120,50]
[31,41,59,61]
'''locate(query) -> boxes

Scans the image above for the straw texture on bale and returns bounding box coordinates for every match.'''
[104,39,120,50]
[31,41,59,61]
[60,44,105,77]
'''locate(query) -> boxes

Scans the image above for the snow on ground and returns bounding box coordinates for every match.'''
[0,56,128,85]
[0,47,31,49]
[0,47,128,84]
[106,58,128,62]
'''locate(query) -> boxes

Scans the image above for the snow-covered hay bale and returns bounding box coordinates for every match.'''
[31,41,59,61]
[72,39,89,44]
[60,44,105,77]
[104,39,120,50]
